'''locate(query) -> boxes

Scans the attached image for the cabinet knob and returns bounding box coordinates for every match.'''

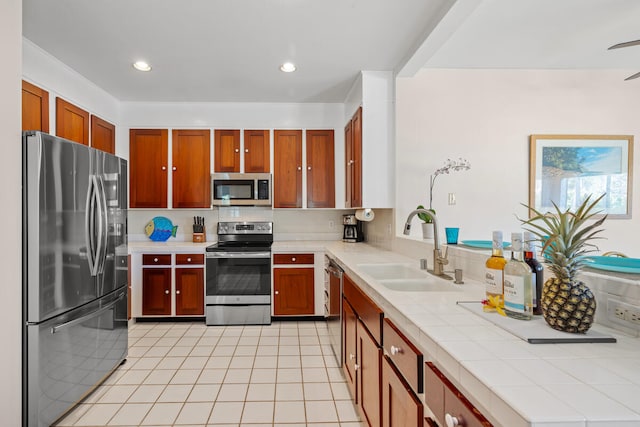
[161,166,167,171]
[297,166,302,171]
[307,166,312,171]
[245,148,249,153]
[187,257,192,262]
[172,166,177,171]
[349,353,355,360]
[390,345,403,355]
[291,257,296,262]
[153,258,159,263]
[275,290,279,295]
[164,289,170,295]
[176,290,181,295]
[235,148,239,153]
[354,363,360,371]
[445,413,463,427]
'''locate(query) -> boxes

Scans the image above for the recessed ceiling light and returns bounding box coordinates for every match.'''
[133,61,152,72]
[280,62,296,73]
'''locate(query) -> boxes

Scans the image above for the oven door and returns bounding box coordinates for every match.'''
[205,251,271,302]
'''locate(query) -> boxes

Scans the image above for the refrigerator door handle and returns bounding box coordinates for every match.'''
[84,175,97,275]
[94,175,108,275]
[50,291,125,334]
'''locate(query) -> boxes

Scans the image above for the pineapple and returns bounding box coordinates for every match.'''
[520,194,606,333]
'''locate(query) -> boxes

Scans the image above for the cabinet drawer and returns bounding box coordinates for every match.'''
[343,274,383,345]
[143,254,172,265]
[425,362,493,427]
[176,253,204,265]
[273,253,314,265]
[383,318,423,394]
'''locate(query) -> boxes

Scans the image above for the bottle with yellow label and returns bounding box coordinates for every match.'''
[485,231,507,308]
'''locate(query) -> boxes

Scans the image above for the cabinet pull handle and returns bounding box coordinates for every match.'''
[307,166,312,170]
[445,413,463,427]
[291,257,296,262]
[245,148,249,153]
[172,166,177,171]
[297,166,302,171]
[390,345,403,355]
[235,148,239,153]
[161,166,167,171]
[187,257,192,262]
[275,290,279,295]
[349,353,355,360]
[154,258,159,263]
[176,290,181,295]
[164,289,170,295]
[354,363,360,371]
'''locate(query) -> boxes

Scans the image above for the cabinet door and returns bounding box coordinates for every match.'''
[214,129,240,172]
[56,97,89,145]
[344,120,353,208]
[350,107,363,208]
[273,267,314,315]
[273,129,303,208]
[244,130,270,173]
[172,129,211,208]
[129,129,168,208]
[306,129,335,208]
[343,298,358,403]
[142,268,172,315]
[358,320,381,427]
[382,355,423,427]
[22,80,49,132]
[175,267,204,316]
[91,115,115,154]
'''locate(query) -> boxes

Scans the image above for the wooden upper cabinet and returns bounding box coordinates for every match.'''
[214,129,240,172]
[306,129,335,208]
[172,129,211,208]
[273,129,303,208]
[56,97,89,145]
[22,80,49,133]
[346,107,363,208]
[244,130,270,173]
[129,129,169,208]
[91,115,116,154]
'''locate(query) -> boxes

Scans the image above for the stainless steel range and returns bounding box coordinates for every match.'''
[205,221,273,325]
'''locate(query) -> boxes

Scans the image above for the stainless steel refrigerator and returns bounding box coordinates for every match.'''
[22,131,128,427]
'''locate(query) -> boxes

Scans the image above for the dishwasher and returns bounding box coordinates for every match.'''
[324,255,344,366]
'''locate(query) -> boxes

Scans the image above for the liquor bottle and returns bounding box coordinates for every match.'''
[504,232,533,320]
[485,231,507,307]
[523,231,544,315]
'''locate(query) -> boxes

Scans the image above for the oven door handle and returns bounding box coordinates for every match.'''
[207,252,271,259]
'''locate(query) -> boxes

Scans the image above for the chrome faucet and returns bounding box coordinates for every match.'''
[403,209,452,279]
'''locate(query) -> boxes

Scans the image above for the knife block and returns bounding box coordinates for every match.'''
[192,227,206,243]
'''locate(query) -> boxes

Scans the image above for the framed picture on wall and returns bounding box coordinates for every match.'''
[529,134,634,218]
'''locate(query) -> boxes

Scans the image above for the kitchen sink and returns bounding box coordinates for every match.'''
[378,278,462,292]
[357,263,428,280]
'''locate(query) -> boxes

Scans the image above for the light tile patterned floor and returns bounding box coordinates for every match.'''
[55,320,363,427]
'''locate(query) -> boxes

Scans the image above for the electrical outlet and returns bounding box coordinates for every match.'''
[448,193,456,205]
[608,297,640,327]
[329,220,335,229]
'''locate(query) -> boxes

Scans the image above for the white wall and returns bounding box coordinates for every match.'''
[396,68,640,257]
[1,1,24,424]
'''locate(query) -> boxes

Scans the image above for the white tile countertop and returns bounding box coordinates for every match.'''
[128,241,212,253]
[310,241,640,427]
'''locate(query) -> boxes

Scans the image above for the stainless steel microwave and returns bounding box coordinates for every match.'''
[211,173,272,206]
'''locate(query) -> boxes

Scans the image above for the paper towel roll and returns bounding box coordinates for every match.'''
[355,208,375,222]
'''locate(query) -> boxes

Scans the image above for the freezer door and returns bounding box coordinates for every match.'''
[24,132,96,323]
[24,288,127,427]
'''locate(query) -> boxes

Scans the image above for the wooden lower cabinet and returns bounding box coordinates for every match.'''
[382,355,423,427]
[343,299,358,401]
[175,267,204,315]
[273,267,314,315]
[357,320,382,427]
[142,268,172,315]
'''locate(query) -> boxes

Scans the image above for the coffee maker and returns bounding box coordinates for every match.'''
[343,214,364,243]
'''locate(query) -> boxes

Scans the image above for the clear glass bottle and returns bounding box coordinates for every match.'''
[485,231,507,307]
[504,232,533,320]
[523,231,544,315]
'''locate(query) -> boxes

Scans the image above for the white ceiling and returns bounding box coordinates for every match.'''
[22,0,640,104]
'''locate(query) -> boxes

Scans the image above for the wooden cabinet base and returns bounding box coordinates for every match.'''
[382,355,423,427]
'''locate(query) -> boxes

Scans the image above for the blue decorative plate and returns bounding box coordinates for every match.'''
[583,256,640,274]
[460,240,511,249]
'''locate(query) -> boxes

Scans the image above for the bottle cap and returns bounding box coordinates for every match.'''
[492,231,503,249]
[511,232,523,251]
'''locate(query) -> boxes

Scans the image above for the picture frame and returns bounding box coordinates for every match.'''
[529,134,634,219]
